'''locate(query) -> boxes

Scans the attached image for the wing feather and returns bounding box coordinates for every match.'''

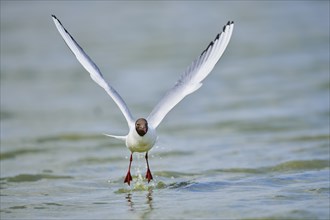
[147,21,234,128]
[51,15,134,128]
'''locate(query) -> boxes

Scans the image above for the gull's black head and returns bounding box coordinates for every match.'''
[135,118,148,136]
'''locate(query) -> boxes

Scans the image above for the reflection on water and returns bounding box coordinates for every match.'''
[125,190,154,218]
[125,193,134,211]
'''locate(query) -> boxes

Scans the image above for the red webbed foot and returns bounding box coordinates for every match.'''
[145,168,153,183]
[124,171,133,185]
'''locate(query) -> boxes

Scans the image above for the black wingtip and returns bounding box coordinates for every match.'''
[222,23,227,32]
[214,33,220,41]
[200,41,214,58]
[51,15,59,22]
[51,14,64,26]
[223,21,234,32]
[201,20,234,58]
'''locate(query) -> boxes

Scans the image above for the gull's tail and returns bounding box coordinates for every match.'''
[103,133,127,141]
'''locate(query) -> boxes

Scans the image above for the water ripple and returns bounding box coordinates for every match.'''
[211,159,329,175]
[1,174,73,183]
[0,148,46,160]
[35,133,104,143]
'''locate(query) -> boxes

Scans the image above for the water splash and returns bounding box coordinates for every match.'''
[115,153,156,193]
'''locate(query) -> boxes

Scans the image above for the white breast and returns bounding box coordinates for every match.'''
[126,126,157,153]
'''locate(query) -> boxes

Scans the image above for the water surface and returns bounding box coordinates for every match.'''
[1,1,329,219]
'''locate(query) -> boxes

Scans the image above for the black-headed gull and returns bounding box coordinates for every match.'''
[51,15,234,185]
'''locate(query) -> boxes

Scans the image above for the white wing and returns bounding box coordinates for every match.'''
[51,15,135,128]
[147,21,234,129]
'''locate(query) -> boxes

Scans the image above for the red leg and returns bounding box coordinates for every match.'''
[145,152,153,183]
[124,153,133,185]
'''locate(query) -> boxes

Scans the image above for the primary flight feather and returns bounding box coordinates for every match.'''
[51,15,234,185]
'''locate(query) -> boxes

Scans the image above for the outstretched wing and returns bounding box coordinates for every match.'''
[147,21,234,129]
[51,15,135,128]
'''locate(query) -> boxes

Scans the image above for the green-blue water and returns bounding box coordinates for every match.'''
[1,1,329,219]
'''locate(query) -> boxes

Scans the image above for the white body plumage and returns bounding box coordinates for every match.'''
[126,125,157,153]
